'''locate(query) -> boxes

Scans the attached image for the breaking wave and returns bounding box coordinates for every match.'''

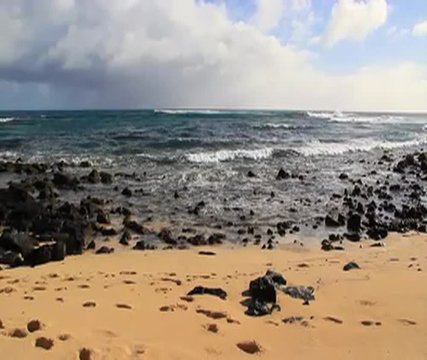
[154,109,261,116]
[307,111,406,124]
[0,117,16,123]
[186,148,274,163]
[298,137,427,156]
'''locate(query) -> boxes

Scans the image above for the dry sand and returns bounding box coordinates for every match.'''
[0,233,426,359]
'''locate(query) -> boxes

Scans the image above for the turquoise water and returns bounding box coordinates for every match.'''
[0,109,426,239]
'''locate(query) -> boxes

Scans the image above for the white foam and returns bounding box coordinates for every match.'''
[307,111,340,120]
[254,123,291,129]
[0,117,15,123]
[186,148,274,163]
[307,111,409,124]
[0,151,18,157]
[299,137,427,156]
[330,114,405,123]
[154,109,260,115]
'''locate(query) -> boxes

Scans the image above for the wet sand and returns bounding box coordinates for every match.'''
[0,233,426,359]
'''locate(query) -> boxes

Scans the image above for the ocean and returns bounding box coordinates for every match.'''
[0,109,426,240]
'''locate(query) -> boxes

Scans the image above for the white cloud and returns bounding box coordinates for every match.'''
[251,0,286,32]
[250,0,312,33]
[0,0,425,111]
[324,0,388,46]
[412,20,427,37]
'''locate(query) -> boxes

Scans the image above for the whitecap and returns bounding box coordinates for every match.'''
[306,111,342,120]
[299,137,427,156]
[186,148,274,163]
[0,117,15,123]
[154,109,264,115]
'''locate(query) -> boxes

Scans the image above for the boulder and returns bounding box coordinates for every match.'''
[325,213,345,227]
[125,220,147,235]
[0,230,38,258]
[208,233,225,245]
[122,187,132,197]
[95,246,114,255]
[0,186,42,230]
[347,213,361,233]
[53,172,80,190]
[276,168,290,180]
[247,171,256,178]
[87,170,101,184]
[0,249,24,267]
[283,286,315,304]
[100,172,113,184]
[96,210,110,225]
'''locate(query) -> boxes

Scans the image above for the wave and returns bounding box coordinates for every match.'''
[154,109,264,116]
[186,148,274,163]
[306,111,407,124]
[298,137,427,156]
[306,111,341,120]
[253,123,313,130]
[0,117,16,123]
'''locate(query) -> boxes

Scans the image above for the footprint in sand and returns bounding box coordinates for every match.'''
[56,297,64,302]
[78,284,91,289]
[196,309,227,320]
[159,304,188,312]
[0,286,16,294]
[116,304,132,310]
[9,328,28,338]
[159,306,173,312]
[23,296,35,301]
[398,319,417,326]
[32,286,47,291]
[27,320,43,333]
[79,348,93,360]
[227,317,241,325]
[236,341,262,355]
[161,277,182,286]
[58,334,71,341]
[361,320,382,327]
[119,271,137,275]
[205,323,219,333]
[155,287,171,294]
[180,296,194,303]
[359,300,376,306]
[35,337,54,350]
[0,319,4,329]
[123,280,136,285]
[83,301,97,308]
[133,345,146,356]
[323,316,343,324]
[283,316,310,327]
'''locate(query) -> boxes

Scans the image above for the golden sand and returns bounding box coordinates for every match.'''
[0,233,426,359]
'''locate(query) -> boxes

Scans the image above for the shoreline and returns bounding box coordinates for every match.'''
[0,147,426,358]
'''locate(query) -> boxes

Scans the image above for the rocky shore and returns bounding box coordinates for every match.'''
[0,149,426,269]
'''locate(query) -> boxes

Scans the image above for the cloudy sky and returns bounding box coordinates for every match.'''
[0,0,426,111]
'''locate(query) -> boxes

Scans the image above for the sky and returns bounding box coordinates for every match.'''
[0,0,426,111]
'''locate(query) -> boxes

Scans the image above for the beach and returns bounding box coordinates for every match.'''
[0,111,426,359]
[0,233,426,359]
